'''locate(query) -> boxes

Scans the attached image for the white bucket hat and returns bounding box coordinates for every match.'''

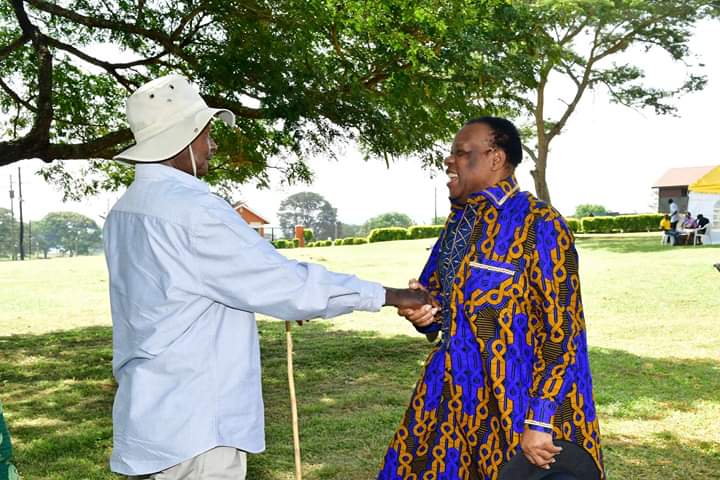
[114,74,235,163]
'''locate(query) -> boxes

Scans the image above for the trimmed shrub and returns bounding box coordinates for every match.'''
[341,237,355,245]
[333,239,343,246]
[306,241,316,247]
[322,240,333,246]
[272,239,294,249]
[303,229,314,242]
[292,238,300,248]
[613,214,664,232]
[581,216,616,233]
[580,214,664,233]
[566,218,581,233]
[368,227,410,243]
[408,225,444,239]
[353,237,368,245]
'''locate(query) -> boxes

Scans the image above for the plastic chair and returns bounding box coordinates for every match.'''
[661,232,675,246]
[694,227,711,245]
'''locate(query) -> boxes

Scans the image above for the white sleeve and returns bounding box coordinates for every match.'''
[191,201,385,320]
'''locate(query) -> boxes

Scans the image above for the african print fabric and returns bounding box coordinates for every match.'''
[378,175,604,480]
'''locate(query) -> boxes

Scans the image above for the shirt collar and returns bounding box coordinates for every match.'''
[134,163,210,193]
[451,174,520,210]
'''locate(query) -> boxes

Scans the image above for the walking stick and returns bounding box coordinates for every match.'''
[285,321,303,480]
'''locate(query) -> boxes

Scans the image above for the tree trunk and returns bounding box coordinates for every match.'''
[530,143,552,205]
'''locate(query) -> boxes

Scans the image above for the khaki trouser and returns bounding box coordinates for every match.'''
[128,447,247,480]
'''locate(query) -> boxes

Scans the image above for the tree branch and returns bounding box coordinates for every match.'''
[0,77,36,112]
[0,34,31,61]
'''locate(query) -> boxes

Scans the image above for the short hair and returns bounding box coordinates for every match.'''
[465,116,523,167]
[668,199,674,204]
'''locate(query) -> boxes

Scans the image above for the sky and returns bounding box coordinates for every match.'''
[0,20,718,227]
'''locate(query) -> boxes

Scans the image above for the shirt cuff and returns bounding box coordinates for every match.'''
[355,281,385,312]
[527,397,558,426]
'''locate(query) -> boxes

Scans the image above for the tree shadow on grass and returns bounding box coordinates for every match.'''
[575,235,720,254]
[0,324,719,479]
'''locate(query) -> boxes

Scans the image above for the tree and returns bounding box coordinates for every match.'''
[277,192,337,240]
[33,211,102,257]
[0,208,17,258]
[574,203,608,218]
[431,215,448,225]
[364,212,414,231]
[0,0,532,200]
[514,1,717,203]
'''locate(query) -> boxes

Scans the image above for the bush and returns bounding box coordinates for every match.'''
[581,216,616,233]
[613,214,664,232]
[342,237,355,245]
[306,241,316,247]
[353,237,368,245]
[580,214,664,234]
[303,229,314,242]
[292,238,300,248]
[367,227,409,243]
[322,240,333,246]
[333,239,343,246]
[566,218,581,233]
[272,239,294,249]
[408,225,444,239]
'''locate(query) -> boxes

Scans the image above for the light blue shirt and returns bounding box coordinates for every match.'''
[103,164,385,475]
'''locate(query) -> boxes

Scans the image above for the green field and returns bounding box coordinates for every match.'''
[1,235,719,479]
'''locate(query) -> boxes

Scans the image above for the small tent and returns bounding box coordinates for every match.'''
[688,165,720,245]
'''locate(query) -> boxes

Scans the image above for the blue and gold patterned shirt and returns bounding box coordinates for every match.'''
[379,175,604,480]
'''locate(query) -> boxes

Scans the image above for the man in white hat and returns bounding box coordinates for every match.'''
[104,74,436,479]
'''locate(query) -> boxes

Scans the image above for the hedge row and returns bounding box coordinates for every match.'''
[568,214,664,234]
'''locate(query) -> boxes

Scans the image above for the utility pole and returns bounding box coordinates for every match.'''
[18,167,24,260]
[28,220,32,258]
[9,175,16,260]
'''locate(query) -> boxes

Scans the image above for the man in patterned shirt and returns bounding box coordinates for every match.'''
[379,117,604,480]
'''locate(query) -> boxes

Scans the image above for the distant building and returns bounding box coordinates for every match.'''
[653,166,716,213]
[233,203,270,237]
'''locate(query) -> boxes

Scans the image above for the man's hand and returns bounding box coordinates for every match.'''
[384,286,436,314]
[520,429,561,470]
[396,279,439,328]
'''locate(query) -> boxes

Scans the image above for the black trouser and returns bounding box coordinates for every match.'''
[671,221,679,231]
[541,474,578,480]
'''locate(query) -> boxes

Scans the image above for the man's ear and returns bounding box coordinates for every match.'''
[492,149,508,171]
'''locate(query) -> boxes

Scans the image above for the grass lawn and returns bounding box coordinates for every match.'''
[1,235,719,479]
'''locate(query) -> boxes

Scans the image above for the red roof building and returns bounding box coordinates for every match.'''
[233,203,270,237]
[653,166,716,213]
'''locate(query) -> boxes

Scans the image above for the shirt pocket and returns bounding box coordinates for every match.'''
[463,258,518,337]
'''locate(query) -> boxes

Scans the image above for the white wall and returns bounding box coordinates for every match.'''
[688,191,720,245]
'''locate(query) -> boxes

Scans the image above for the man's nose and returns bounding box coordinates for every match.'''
[444,154,453,167]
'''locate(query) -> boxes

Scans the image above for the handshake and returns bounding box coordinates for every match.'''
[383,280,440,329]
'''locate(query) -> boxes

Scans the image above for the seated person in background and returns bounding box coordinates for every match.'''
[697,214,710,234]
[660,215,679,243]
[659,214,672,231]
[682,212,698,229]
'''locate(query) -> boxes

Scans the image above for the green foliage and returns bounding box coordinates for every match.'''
[339,223,366,238]
[580,214,664,234]
[367,227,409,243]
[566,218,581,234]
[303,229,314,242]
[272,239,295,249]
[353,237,368,245]
[516,0,716,202]
[580,216,617,234]
[574,204,608,218]
[293,238,300,248]
[408,225,444,239]
[1,0,537,199]
[0,208,17,259]
[32,212,102,257]
[363,212,414,232]
[431,216,449,225]
[333,239,343,246]
[277,192,337,240]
